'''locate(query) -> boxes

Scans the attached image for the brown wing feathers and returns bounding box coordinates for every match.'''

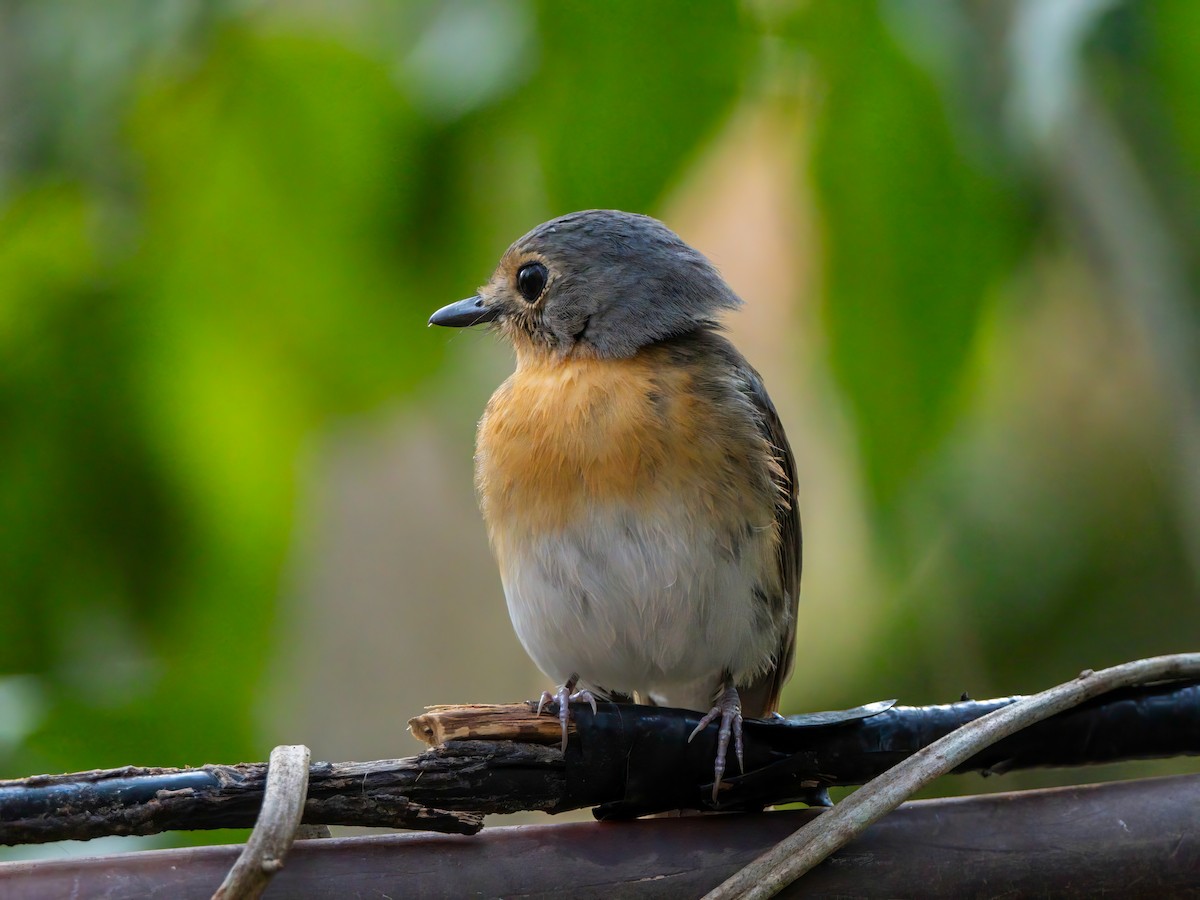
[737,364,801,718]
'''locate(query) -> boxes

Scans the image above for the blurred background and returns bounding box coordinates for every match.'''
[2,0,1199,859]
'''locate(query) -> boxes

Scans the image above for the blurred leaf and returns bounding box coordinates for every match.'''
[0,184,193,781]
[1090,1,1200,291]
[1143,0,1200,185]
[800,2,1028,506]
[117,26,443,762]
[1,24,449,777]
[527,0,750,213]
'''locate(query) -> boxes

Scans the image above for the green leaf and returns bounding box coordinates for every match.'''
[527,0,750,213]
[1091,1,1200,292]
[802,2,1027,505]
[1,25,453,778]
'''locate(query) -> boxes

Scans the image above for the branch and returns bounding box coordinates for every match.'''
[212,745,310,900]
[705,652,1200,900]
[2,671,1198,846]
[0,752,489,844]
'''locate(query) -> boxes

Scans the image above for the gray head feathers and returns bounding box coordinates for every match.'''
[496,210,743,358]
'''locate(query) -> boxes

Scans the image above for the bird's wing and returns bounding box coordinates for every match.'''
[737,363,801,718]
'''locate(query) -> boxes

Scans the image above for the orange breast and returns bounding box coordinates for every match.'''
[475,346,770,543]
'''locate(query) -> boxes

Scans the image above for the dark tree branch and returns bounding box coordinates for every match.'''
[1,678,1198,846]
[0,756,487,844]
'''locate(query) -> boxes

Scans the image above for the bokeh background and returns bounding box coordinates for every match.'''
[3,0,1199,859]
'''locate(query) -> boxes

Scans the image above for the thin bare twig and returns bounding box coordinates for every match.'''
[704,652,1200,900]
[212,744,311,900]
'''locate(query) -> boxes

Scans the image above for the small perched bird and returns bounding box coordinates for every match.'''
[429,210,800,800]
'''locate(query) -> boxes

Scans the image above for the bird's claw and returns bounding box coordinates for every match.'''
[536,674,597,751]
[688,682,744,802]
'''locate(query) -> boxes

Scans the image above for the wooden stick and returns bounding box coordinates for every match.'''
[409,703,563,746]
[212,745,310,900]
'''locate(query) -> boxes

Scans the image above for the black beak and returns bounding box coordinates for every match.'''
[428,296,501,328]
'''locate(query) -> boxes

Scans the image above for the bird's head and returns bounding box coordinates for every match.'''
[429,209,741,359]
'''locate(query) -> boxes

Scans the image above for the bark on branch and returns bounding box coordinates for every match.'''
[1,677,1197,846]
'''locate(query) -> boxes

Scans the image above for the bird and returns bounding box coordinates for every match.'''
[429,209,800,801]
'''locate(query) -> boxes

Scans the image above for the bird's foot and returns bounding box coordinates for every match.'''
[688,680,744,802]
[536,673,598,751]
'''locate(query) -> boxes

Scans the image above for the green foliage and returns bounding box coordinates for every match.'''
[529,0,749,212]
[1098,0,1200,286]
[801,2,1029,506]
[1,23,446,776]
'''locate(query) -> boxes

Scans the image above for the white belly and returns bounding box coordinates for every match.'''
[499,504,777,710]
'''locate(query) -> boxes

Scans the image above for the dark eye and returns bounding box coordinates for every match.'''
[517,263,548,302]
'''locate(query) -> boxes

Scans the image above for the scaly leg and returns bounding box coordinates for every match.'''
[536,672,598,752]
[687,675,744,802]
